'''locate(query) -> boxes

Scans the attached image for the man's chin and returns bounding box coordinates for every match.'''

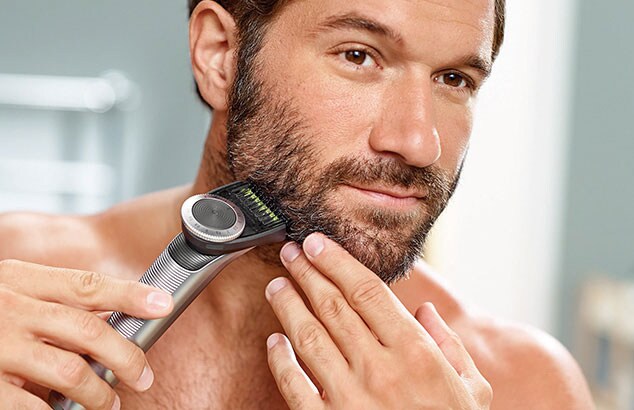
[320,217,426,283]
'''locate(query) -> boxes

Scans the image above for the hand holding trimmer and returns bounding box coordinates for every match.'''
[48,181,288,410]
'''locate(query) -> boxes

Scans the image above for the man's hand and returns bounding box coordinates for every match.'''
[0,259,173,410]
[265,233,492,409]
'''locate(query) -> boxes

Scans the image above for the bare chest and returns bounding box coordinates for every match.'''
[116,330,288,409]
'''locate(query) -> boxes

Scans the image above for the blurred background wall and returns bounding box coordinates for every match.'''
[0,1,210,213]
[560,0,634,406]
[0,0,632,408]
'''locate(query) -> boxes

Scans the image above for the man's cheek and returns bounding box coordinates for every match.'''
[292,83,381,155]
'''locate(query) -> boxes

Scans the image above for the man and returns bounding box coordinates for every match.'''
[0,0,593,408]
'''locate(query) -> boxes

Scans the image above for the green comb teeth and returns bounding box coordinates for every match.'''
[239,186,280,221]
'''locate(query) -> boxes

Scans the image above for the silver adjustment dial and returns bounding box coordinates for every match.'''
[181,194,245,243]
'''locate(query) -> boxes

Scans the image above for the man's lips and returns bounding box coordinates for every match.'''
[339,184,425,208]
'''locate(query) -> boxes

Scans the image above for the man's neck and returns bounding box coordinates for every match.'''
[195,248,289,334]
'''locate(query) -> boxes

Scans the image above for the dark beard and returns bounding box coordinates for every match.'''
[222,54,459,284]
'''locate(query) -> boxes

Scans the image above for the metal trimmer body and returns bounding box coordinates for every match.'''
[49,181,287,410]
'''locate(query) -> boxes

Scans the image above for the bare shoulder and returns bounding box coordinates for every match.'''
[0,186,191,275]
[393,261,594,409]
[469,314,594,409]
[0,211,103,269]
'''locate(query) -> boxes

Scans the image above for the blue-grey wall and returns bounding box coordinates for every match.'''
[0,0,210,195]
[559,0,634,344]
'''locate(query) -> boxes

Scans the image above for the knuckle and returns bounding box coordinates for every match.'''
[267,348,285,370]
[446,329,465,349]
[0,258,19,275]
[315,294,347,322]
[0,259,23,287]
[57,355,90,389]
[293,263,314,283]
[294,323,323,353]
[124,278,143,296]
[278,368,298,392]
[406,336,433,359]
[92,388,116,410]
[277,369,309,409]
[349,279,384,310]
[38,299,63,320]
[77,312,107,341]
[122,344,146,378]
[0,285,19,308]
[478,378,494,406]
[71,270,106,299]
[117,280,145,310]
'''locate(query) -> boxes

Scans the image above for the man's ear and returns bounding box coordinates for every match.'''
[189,1,237,111]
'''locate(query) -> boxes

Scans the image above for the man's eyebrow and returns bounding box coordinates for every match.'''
[459,54,493,80]
[314,12,404,44]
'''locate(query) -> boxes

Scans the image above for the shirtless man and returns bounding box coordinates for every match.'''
[0,0,594,409]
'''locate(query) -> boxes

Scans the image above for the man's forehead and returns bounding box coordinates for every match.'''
[276,0,495,63]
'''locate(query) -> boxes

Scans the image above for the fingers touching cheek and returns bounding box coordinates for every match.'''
[279,234,326,267]
[280,242,303,264]
[277,236,330,285]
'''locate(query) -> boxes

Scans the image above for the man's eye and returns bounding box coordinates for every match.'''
[342,50,375,67]
[435,72,469,89]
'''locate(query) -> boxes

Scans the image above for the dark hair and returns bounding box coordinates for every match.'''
[188,0,506,107]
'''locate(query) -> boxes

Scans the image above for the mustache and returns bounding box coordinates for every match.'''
[318,156,454,201]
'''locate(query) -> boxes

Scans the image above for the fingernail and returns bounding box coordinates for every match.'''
[281,242,301,263]
[267,333,282,349]
[146,291,171,312]
[137,365,154,391]
[111,394,121,410]
[266,277,288,299]
[304,233,325,257]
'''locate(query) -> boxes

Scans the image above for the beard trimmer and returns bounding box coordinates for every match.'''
[48,181,287,410]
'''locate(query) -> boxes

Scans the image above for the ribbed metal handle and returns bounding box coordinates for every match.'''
[107,234,218,345]
[48,234,249,410]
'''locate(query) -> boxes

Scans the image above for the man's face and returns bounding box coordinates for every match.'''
[225,0,495,283]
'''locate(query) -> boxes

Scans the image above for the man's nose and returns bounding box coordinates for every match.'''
[368,80,441,168]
